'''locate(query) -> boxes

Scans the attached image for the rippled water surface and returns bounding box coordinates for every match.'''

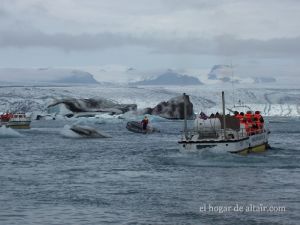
[1,118,299,225]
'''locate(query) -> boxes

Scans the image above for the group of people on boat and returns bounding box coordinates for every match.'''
[234,111,264,135]
[0,113,13,122]
[206,110,265,136]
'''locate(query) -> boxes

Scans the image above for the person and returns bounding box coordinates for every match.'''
[245,111,253,123]
[235,111,243,121]
[141,116,149,131]
[200,112,208,120]
[254,111,263,130]
[254,111,264,124]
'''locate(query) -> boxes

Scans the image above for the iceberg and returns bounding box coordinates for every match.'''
[60,125,111,138]
[47,97,137,116]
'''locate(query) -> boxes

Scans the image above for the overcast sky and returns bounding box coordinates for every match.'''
[0,0,299,79]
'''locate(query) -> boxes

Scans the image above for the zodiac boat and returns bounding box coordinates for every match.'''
[0,113,31,129]
[126,121,159,134]
[178,92,270,154]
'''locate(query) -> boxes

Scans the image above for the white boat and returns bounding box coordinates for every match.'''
[178,92,270,154]
[0,113,31,129]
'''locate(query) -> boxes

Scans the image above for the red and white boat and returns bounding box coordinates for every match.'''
[0,113,31,129]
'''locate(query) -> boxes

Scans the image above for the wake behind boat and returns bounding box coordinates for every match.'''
[178,92,270,154]
[0,113,31,129]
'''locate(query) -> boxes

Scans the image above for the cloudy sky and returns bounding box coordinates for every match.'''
[0,0,299,80]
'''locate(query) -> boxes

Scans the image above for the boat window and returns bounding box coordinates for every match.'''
[196,145,216,149]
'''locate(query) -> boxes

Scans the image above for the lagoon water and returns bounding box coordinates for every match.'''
[0,118,299,225]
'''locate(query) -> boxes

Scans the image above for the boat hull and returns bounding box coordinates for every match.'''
[0,121,31,129]
[232,143,267,155]
[126,121,159,134]
[178,132,268,154]
[7,124,31,129]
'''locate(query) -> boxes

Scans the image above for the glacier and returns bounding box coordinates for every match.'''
[0,84,299,117]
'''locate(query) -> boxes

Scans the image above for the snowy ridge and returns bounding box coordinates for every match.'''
[0,68,99,84]
[207,65,277,84]
[131,70,202,86]
[0,85,299,117]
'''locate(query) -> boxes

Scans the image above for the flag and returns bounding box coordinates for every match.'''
[200,112,208,120]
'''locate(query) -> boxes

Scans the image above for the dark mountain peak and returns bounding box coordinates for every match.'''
[132,70,202,86]
[54,70,99,84]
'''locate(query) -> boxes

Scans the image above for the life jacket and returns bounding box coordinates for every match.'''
[235,114,243,121]
[245,112,252,121]
[250,122,258,134]
[255,111,265,122]
[254,113,260,121]
[0,114,11,122]
[142,119,148,125]
[239,119,250,135]
[256,120,263,130]
[244,123,251,135]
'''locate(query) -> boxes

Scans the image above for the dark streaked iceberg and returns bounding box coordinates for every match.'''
[61,125,111,138]
[48,98,137,115]
[141,95,194,119]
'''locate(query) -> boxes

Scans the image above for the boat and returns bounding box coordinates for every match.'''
[0,113,31,129]
[126,121,159,134]
[178,92,270,154]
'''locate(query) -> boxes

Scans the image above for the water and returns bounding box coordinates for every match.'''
[0,118,299,225]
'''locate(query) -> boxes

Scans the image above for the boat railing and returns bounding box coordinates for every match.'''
[182,127,265,141]
[246,128,265,136]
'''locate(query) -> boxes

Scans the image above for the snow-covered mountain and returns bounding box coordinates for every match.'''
[207,65,277,84]
[0,68,99,85]
[130,70,202,86]
[253,77,276,83]
[208,65,233,81]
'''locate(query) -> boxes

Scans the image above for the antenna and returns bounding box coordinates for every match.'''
[222,91,227,140]
[231,62,235,107]
[183,93,188,139]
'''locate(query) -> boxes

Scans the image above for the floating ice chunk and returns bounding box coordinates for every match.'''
[66,113,122,124]
[60,125,111,138]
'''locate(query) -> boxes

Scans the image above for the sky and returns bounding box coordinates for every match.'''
[0,0,299,81]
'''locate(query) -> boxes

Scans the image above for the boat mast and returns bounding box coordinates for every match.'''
[183,93,188,139]
[231,62,235,107]
[222,91,227,140]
